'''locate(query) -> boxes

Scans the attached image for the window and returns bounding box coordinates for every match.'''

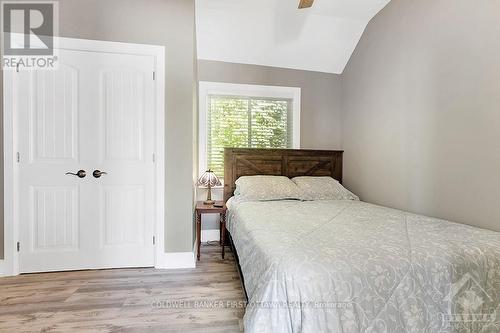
[199,82,300,178]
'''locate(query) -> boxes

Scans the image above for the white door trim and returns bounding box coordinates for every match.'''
[2,36,165,276]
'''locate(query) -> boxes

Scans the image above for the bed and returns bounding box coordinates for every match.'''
[223,148,500,333]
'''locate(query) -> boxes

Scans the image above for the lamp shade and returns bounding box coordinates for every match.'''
[197,169,222,188]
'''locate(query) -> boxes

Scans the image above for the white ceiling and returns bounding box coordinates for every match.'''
[195,0,391,74]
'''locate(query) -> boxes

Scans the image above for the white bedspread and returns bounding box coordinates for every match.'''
[227,199,500,333]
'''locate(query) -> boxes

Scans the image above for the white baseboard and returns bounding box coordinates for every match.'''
[0,260,14,277]
[155,241,197,270]
[155,251,196,269]
[155,229,220,269]
[201,229,220,242]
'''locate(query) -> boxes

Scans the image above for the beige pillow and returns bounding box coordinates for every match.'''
[292,176,359,201]
[235,176,301,201]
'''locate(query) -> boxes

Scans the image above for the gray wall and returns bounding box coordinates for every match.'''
[0,0,198,256]
[342,0,500,232]
[198,60,342,230]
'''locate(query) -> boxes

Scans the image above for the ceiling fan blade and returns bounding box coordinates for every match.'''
[298,0,314,9]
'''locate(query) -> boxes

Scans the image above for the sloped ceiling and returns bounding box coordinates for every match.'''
[195,0,391,74]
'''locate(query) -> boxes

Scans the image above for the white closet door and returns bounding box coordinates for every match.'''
[17,47,156,273]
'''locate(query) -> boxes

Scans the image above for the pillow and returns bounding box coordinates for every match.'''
[292,176,359,201]
[234,176,301,201]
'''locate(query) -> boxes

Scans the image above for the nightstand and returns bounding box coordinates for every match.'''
[195,201,227,260]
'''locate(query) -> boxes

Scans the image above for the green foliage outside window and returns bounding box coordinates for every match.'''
[207,95,293,176]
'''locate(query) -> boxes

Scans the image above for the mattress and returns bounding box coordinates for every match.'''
[226,199,500,333]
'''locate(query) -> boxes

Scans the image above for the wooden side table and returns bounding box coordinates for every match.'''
[195,201,227,260]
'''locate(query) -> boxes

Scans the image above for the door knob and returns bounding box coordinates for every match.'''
[66,170,86,178]
[93,170,108,178]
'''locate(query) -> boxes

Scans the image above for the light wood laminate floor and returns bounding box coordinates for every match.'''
[0,245,245,333]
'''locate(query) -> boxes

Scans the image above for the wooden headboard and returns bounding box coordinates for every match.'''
[223,148,343,202]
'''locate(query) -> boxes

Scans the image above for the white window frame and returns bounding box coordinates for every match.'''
[198,81,301,177]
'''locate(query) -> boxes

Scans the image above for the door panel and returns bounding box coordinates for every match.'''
[17,45,156,273]
[102,70,145,161]
[31,66,79,162]
[101,185,145,246]
[31,186,79,251]
[93,52,155,267]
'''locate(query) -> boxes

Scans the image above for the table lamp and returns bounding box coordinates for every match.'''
[197,169,222,205]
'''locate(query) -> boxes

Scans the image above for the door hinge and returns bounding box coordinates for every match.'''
[153,236,155,245]
[152,153,156,163]
[16,152,20,163]
[17,242,20,252]
[152,71,156,81]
